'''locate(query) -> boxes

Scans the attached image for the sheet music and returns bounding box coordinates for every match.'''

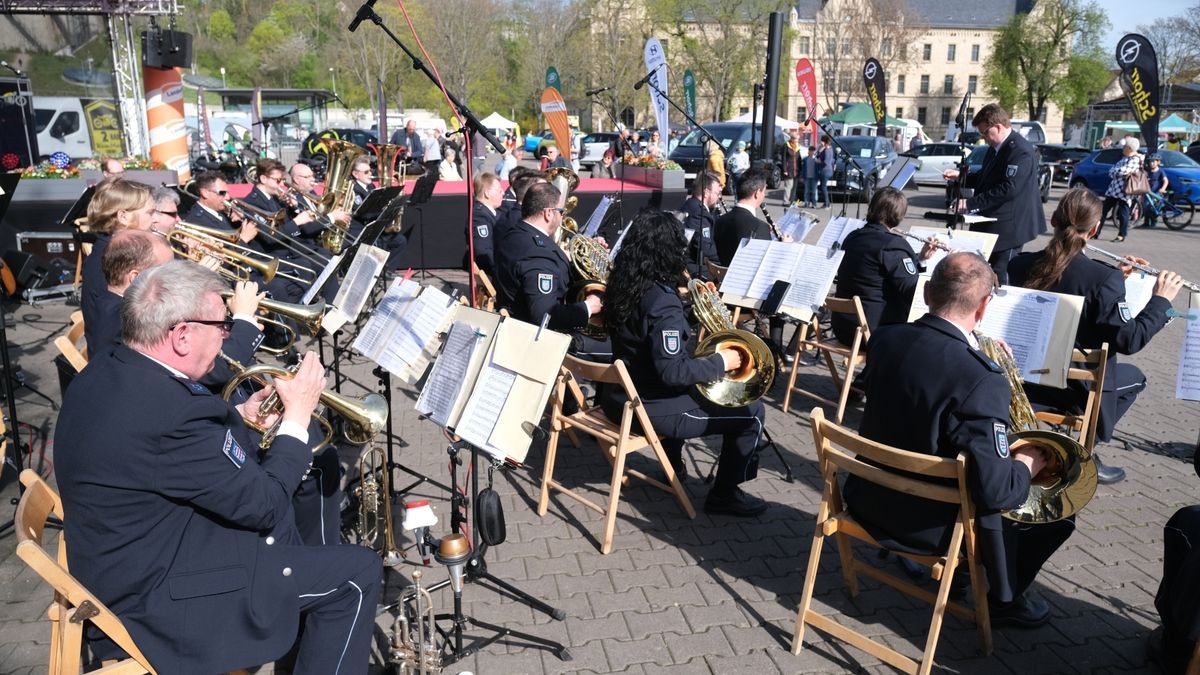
[376,285,453,375]
[977,287,1060,379]
[747,242,802,300]
[1124,271,1156,317]
[774,206,818,242]
[783,247,844,319]
[815,216,866,252]
[904,225,997,271]
[352,278,421,358]
[301,253,344,305]
[720,238,771,297]
[416,322,482,427]
[330,244,388,324]
[582,195,613,237]
[1176,293,1200,401]
[455,362,518,459]
[609,222,632,257]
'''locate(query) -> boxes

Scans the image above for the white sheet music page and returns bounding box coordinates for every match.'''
[1176,293,1200,401]
[352,277,421,359]
[815,216,866,252]
[746,241,803,300]
[330,244,388,325]
[977,287,1059,379]
[416,322,481,427]
[1124,271,1157,317]
[301,253,344,305]
[783,246,844,320]
[774,206,818,242]
[376,285,453,376]
[720,238,770,297]
[455,363,519,460]
[582,196,612,236]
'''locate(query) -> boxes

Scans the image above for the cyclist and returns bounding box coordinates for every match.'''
[1140,154,1169,229]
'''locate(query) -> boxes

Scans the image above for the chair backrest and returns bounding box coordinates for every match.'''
[1062,343,1109,452]
[54,311,89,374]
[705,260,728,283]
[471,263,497,311]
[823,296,871,343]
[558,355,658,438]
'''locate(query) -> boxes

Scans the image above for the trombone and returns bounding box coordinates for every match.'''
[226,198,331,268]
[1085,245,1200,292]
[168,223,311,286]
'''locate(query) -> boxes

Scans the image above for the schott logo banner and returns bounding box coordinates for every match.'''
[1115,33,1160,155]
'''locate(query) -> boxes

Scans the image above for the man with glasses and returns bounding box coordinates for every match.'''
[148,186,182,236]
[845,251,1071,629]
[344,156,408,270]
[185,171,258,246]
[680,170,723,280]
[242,159,315,304]
[55,260,383,674]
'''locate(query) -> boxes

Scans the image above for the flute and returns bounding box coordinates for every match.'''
[1086,245,1200,292]
[901,231,953,252]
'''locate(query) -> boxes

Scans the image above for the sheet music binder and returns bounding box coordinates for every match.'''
[353,279,461,383]
[719,239,843,322]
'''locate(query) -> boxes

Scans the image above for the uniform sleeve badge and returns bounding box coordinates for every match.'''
[702,226,711,239]
[476,224,489,238]
[1006,164,1019,178]
[903,258,916,275]
[222,429,247,468]
[662,329,681,355]
[993,422,1010,458]
[537,273,554,294]
[1118,302,1132,322]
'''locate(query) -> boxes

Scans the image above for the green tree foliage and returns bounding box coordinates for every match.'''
[206,10,236,43]
[984,0,1109,119]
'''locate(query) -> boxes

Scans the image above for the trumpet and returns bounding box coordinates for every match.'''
[1085,245,1200,292]
[227,198,330,269]
[218,290,326,354]
[388,570,442,673]
[356,444,404,566]
[168,223,311,286]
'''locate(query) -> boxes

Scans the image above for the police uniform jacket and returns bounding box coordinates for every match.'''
[467,201,498,276]
[241,186,303,254]
[610,282,726,417]
[54,346,311,674]
[962,131,1046,251]
[83,288,123,358]
[285,192,330,238]
[494,220,589,331]
[680,196,719,279]
[846,316,1030,550]
[714,205,771,266]
[832,221,921,344]
[80,233,110,338]
[184,202,237,231]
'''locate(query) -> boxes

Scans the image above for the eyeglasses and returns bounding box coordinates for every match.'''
[154,209,179,217]
[548,207,566,214]
[205,188,228,196]
[178,317,235,335]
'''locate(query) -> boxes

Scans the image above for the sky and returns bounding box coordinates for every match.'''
[1097,0,1191,54]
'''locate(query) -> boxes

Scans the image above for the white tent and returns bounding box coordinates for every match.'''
[480,112,517,130]
[724,111,800,130]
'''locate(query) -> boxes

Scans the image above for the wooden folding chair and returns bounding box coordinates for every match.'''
[1031,343,1109,454]
[15,469,157,675]
[54,311,89,374]
[783,296,869,423]
[538,355,695,554]
[471,263,498,312]
[794,409,992,675]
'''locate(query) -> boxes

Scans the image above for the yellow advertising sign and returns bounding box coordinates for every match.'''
[83,99,124,158]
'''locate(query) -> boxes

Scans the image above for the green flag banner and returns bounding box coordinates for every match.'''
[683,69,697,123]
[545,66,561,92]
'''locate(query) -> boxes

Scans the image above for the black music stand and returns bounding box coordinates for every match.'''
[406,171,439,281]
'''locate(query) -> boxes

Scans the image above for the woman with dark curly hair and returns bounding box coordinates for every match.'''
[602,210,769,517]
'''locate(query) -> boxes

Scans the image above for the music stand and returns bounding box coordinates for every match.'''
[353,185,405,225]
[880,156,920,191]
[406,171,439,281]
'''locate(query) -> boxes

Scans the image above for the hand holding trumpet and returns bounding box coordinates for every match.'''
[274,352,326,428]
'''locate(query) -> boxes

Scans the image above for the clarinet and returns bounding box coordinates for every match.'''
[763,209,784,241]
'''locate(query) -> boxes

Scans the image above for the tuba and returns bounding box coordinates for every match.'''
[317,140,367,254]
[977,334,1098,523]
[374,143,405,187]
[559,227,610,339]
[688,278,775,406]
[356,444,403,566]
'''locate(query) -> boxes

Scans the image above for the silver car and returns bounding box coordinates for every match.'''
[901,142,970,186]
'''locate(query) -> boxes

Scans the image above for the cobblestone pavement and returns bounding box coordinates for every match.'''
[1,186,1198,674]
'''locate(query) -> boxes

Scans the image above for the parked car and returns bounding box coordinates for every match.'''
[900,142,969,186]
[668,122,789,188]
[1037,143,1090,183]
[535,128,583,159]
[963,144,1053,203]
[523,129,547,153]
[1186,142,1200,164]
[299,128,378,161]
[1068,148,1200,203]
[829,135,897,200]
[578,132,618,168]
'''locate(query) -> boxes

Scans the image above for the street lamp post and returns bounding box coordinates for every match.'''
[220,67,226,88]
[329,67,337,96]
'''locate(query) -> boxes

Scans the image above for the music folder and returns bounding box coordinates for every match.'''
[719,239,843,322]
[353,185,405,223]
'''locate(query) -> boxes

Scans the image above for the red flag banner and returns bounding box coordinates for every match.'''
[540,87,571,162]
[795,58,818,146]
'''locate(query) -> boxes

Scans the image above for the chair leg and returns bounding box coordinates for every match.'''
[782,329,807,415]
[600,446,632,555]
[919,526,965,675]
[965,534,993,655]
[833,529,859,596]
[538,424,562,517]
[834,361,854,425]
[792,524,828,654]
[59,612,84,675]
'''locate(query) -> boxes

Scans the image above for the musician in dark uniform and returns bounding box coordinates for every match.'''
[847,251,1070,628]
[184,171,257,245]
[941,104,1045,284]
[239,159,313,305]
[1008,188,1183,484]
[494,181,609,360]
[832,187,937,345]
[54,261,382,674]
[1151,463,1200,674]
[680,170,723,280]
[466,171,503,276]
[87,229,173,356]
[81,179,154,335]
[347,156,408,270]
[497,165,535,229]
[602,210,767,516]
[496,172,545,236]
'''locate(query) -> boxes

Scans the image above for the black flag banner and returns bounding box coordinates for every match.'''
[1115,33,1160,154]
[862,58,887,138]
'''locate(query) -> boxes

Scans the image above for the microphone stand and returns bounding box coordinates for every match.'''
[814,118,868,219]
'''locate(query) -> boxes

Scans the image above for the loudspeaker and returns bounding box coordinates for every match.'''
[2,250,48,288]
[141,30,193,69]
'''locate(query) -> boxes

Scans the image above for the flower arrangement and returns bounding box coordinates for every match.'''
[76,156,165,171]
[621,154,681,171]
[17,161,80,179]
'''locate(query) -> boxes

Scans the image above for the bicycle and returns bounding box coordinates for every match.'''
[1143,189,1196,230]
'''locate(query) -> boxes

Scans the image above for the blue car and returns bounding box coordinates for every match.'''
[1069,148,1200,214]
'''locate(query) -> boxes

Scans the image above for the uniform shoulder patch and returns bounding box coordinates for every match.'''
[968,347,1003,373]
[177,377,210,395]
[702,226,711,239]
[222,429,247,468]
[476,224,489,238]
[1118,301,1132,322]
[537,273,554,294]
[532,234,546,248]
[903,258,916,275]
[661,329,681,355]
[993,422,1010,458]
[1006,164,1019,178]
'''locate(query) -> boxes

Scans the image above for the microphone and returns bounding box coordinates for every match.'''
[954,91,971,137]
[633,66,661,91]
[585,86,612,96]
[347,0,377,32]
[330,92,349,109]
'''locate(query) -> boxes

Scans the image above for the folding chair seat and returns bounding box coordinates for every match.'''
[783,296,869,422]
[55,311,89,373]
[793,409,993,675]
[538,355,694,554]
[1031,343,1109,454]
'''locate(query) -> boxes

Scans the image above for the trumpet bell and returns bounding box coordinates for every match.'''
[694,329,776,407]
[324,390,389,445]
[1002,431,1098,524]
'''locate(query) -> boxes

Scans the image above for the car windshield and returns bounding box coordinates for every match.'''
[838,136,880,157]
[678,126,748,149]
[1159,150,1200,168]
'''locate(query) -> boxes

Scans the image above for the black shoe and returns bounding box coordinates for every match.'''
[704,488,768,517]
[989,595,1050,629]
[662,449,687,481]
[1094,453,1126,485]
[781,352,795,366]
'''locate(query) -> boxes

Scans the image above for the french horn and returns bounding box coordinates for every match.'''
[688,278,775,406]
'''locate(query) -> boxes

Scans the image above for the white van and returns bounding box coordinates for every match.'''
[33,96,90,159]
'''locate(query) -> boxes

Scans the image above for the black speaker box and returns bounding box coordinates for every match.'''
[141,30,193,69]
[3,250,48,288]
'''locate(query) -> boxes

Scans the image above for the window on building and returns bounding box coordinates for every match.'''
[797,106,807,121]
[922,43,931,61]
[842,39,853,55]
[971,44,980,62]
[897,74,906,94]
[826,39,836,57]
[919,74,929,94]
[798,36,810,54]
[943,75,954,95]
[900,43,908,60]
[895,107,904,118]
[947,44,956,62]
[824,73,835,91]
[917,107,927,125]
[884,73,890,91]
[882,38,893,57]
[739,107,750,115]
[968,75,977,94]
[941,107,951,126]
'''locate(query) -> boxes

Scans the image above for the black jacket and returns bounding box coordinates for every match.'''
[713,205,771,266]
[962,131,1046,250]
[680,196,719,279]
[494,220,589,332]
[80,234,110,338]
[466,202,498,275]
[832,222,921,344]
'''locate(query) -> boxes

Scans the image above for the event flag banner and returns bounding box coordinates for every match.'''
[143,66,190,182]
[197,86,212,152]
[795,58,818,146]
[862,57,887,138]
[644,37,669,156]
[683,69,697,123]
[540,87,572,161]
[1115,33,1161,155]
[251,85,263,150]
[545,66,561,93]
[376,79,387,142]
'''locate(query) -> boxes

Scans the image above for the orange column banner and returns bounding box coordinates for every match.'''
[143,67,190,182]
[540,87,571,162]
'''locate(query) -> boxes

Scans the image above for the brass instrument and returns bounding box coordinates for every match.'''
[317,140,367,254]
[169,225,281,284]
[546,166,581,246]
[355,444,404,566]
[218,289,326,354]
[283,183,335,231]
[687,278,776,406]
[977,334,1098,523]
[1085,244,1200,292]
[389,570,442,673]
[554,223,610,338]
[375,143,405,187]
